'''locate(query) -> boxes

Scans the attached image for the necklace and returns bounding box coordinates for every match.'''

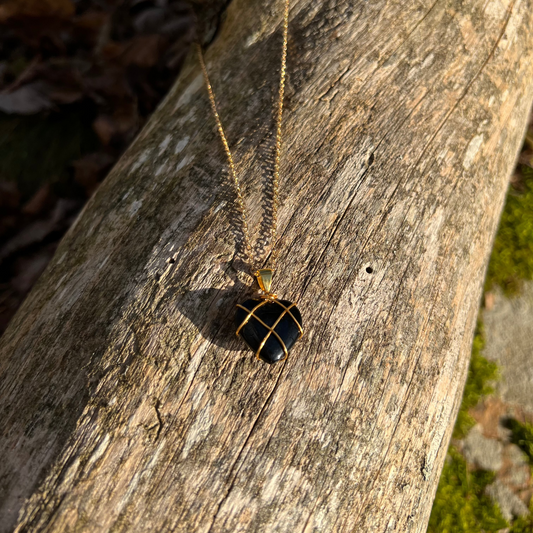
[197,0,303,365]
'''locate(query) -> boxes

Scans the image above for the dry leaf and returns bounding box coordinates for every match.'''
[120,35,166,68]
[0,82,55,114]
[22,184,54,216]
[72,152,114,196]
[0,0,74,22]
[92,115,116,146]
[11,245,57,293]
[0,182,20,210]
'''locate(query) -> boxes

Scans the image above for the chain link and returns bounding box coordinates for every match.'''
[197,0,290,274]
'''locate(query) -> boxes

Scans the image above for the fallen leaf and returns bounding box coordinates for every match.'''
[92,94,139,146]
[0,0,74,22]
[92,114,116,146]
[0,181,20,209]
[0,0,197,336]
[120,35,166,68]
[11,244,57,293]
[0,81,54,114]
[0,198,81,263]
[133,8,168,35]
[72,152,114,196]
[22,184,54,216]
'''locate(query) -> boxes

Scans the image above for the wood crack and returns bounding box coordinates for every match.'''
[377,0,517,227]
[205,363,289,532]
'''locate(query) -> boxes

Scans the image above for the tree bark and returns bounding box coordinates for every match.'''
[1,0,533,531]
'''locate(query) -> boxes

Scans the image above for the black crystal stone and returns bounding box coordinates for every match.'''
[235,298,303,364]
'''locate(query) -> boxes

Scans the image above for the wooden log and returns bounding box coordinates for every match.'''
[1,0,533,530]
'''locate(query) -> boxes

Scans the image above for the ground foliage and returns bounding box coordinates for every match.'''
[428,321,506,533]
[452,322,499,441]
[428,446,508,533]
[510,502,533,533]
[486,162,533,295]
[504,418,533,467]
[0,0,195,333]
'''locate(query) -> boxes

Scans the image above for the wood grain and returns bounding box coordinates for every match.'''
[1,0,533,530]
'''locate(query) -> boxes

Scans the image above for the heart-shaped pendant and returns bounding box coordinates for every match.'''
[235,269,303,364]
[235,297,303,364]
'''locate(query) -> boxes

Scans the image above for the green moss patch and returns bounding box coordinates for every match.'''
[503,418,533,466]
[453,321,499,440]
[428,446,508,533]
[428,321,504,532]
[485,166,533,296]
[509,501,533,533]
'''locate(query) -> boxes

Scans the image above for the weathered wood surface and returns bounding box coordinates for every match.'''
[1,0,533,531]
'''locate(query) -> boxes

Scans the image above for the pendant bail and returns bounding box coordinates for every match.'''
[255,268,274,294]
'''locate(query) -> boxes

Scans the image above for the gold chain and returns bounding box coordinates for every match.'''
[197,0,290,274]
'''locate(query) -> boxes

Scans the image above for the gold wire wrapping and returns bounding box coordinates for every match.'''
[235,299,303,361]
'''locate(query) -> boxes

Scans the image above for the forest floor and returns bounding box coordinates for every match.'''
[0,0,194,333]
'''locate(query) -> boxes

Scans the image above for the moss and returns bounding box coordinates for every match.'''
[428,322,504,532]
[453,320,499,440]
[510,500,533,533]
[503,418,533,466]
[428,446,508,533]
[510,516,533,533]
[485,166,533,296]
